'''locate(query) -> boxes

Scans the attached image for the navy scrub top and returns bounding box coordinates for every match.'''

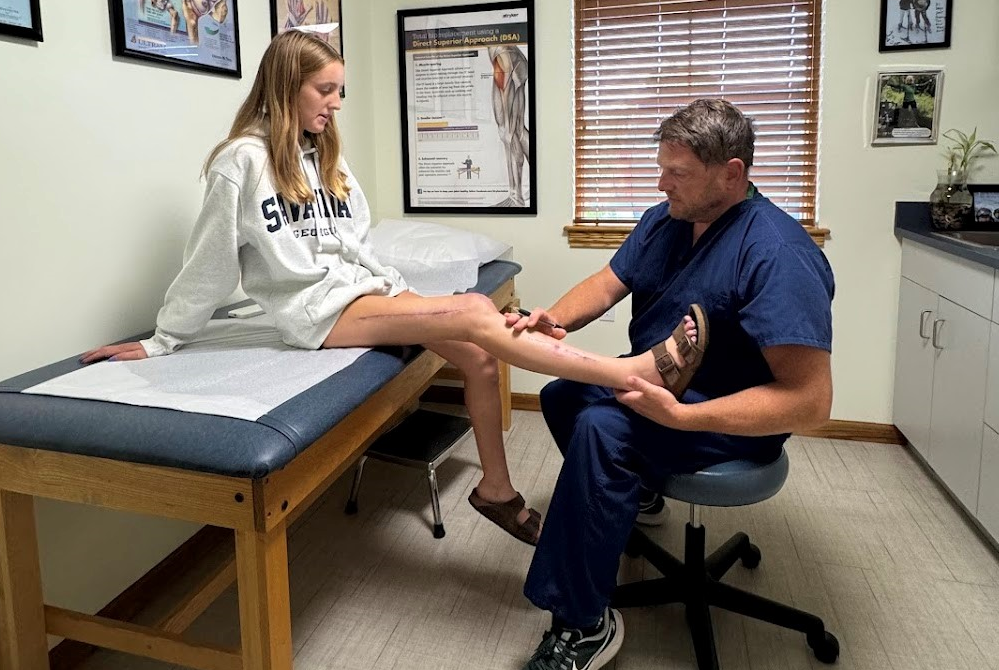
[609,188,835,401]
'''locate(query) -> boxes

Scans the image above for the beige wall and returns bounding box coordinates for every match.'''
[2,0,998,630]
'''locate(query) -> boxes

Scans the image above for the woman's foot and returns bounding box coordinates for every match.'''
[633,304,709,398]
[469,486,542,545]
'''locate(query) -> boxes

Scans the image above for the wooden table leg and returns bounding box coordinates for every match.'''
[235,523,292,670]
[0,491,49,670]
[498,360,512,431]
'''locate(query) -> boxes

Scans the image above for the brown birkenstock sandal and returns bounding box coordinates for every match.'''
[468,488,541,546]
[650,303,709,398]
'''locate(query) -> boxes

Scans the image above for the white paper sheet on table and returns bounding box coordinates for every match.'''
[24,315,370,421]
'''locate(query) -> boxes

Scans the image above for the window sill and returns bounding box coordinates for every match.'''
[564,224,831,249]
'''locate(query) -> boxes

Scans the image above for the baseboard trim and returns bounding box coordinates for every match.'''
[510,393,903,445]
[48,526,229,670]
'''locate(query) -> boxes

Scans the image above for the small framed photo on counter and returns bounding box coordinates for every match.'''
[969,184,999,225]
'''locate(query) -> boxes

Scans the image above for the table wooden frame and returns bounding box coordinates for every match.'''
[0,279,516,670]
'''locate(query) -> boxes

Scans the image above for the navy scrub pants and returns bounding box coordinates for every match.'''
[523,378,784,629]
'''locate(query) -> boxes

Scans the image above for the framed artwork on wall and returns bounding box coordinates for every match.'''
[108,1,241,78]
[397,0,537,215]
[872,69,944,146]
[879,0,952,52]
[0,0,43,41]
[270,0,343,57]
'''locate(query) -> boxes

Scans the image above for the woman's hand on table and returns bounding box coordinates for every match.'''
[80,342,149,364]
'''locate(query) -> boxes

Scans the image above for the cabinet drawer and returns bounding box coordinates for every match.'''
[979,425,999,540]
[901,239,994,319]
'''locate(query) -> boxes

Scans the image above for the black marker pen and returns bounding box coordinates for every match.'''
[516,308,564,331]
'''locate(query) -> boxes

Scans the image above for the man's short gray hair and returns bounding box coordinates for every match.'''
[653,99,756,169]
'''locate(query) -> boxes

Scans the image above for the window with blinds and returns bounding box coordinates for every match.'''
[570,0,826,248]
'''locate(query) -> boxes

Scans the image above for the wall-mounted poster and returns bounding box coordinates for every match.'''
[270,0,343,57]
[872,69,943,146]
[0,0,43,41]
[879,0,952,52]
[397,0,537,215]
[108,0,241,78]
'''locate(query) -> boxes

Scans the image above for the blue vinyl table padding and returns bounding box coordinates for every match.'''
[0,260,521,479]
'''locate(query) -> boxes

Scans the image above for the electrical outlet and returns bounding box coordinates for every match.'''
[599,306,616,322]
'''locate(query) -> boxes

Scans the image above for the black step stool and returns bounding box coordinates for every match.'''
[344,409,472,538]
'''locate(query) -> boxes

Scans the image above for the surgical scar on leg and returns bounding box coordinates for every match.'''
[356,308,465,321]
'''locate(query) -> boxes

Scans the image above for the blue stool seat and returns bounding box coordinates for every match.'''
[663,448,789,508]
[614,447,839,669]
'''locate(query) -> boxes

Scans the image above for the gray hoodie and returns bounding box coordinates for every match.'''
[140,135,407,357]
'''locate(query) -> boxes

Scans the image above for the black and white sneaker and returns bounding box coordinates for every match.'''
[523,608,624,670]
[636,490,669,527]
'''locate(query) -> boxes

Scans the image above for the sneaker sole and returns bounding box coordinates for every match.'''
[585,609,625,670]
[636,506,670,527]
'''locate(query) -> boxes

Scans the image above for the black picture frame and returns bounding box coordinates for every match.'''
[108,1,242,78]
[397,0,537,215]
[879,0,952,52]
[969,184,999,226]
[269,0,344,58]
[0,0,43,41]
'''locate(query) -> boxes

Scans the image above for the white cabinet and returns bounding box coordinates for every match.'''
[892,278,937,458]
[894,237,996,541]
[926,297,988,511]
[979,426,999,537]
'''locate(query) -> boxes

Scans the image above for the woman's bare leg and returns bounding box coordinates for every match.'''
[324,292,694,390]
[424,340,533,529]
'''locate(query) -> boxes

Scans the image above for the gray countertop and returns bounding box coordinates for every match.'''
[895,201,999,268]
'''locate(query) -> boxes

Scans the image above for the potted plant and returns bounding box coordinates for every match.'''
[931,128,998,229]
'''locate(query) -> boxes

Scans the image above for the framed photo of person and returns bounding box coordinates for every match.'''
[270,0,343,58]
[397,0,537,215]
[871,69,943,146]
[879,0,952,52]
[969,185,999,226]
[108,1,241,77]
[0,0,43,41]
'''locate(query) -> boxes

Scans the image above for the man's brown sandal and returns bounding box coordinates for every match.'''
[651,303,709,398]
[468,488,541,546]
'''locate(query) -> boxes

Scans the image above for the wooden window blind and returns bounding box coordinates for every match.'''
[569,0,828,248]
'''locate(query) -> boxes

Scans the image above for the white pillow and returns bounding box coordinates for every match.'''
[370,219,512,296]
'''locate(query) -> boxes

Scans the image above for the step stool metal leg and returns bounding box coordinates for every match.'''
[344,455,367,515]
[428,466,445,538]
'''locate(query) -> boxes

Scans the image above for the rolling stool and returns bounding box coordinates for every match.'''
[344,409,472,538]
[613,448,840,669]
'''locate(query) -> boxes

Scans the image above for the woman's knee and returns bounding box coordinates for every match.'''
[464,344,499,384]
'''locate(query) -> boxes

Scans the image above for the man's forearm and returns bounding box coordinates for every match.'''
[548,266,628,332]
[672,383,831,436]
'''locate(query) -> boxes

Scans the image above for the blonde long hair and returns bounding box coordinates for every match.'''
[204,31,348,204]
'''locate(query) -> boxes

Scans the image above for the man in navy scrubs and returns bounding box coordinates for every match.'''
[510,99,835,670]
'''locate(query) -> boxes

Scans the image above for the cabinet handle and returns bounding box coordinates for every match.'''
[919,310,933,339]
[932,319,945,350]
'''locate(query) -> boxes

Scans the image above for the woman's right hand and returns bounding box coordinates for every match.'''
[79,342,149,365]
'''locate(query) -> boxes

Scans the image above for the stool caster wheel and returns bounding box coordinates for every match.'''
[344,500,358,515]
[433,524,446,539]
[741,543,761,569]
[808,631,840,664]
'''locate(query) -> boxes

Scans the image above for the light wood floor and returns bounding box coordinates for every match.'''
[82,410,999,670]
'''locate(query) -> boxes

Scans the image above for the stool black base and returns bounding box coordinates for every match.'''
[614,524,839,669]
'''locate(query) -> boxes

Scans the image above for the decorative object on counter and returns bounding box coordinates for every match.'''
[871,69,942,146]
[969,184,999,225]
[929,169,973,230]
[929,129,998,230]
[0,0,43,41]
[879,0,952,52]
